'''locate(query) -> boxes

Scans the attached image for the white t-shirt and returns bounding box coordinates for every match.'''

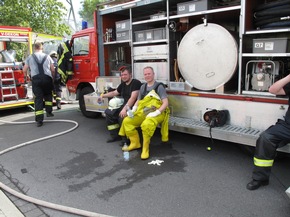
[25,51,54,78]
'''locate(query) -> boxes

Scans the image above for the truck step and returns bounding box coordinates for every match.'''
[169,116,290,153]
[169,116,261,146]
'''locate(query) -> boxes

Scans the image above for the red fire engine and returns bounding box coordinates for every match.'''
[66,0,290,154]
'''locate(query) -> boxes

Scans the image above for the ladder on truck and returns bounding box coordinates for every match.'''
[0,69,18,102]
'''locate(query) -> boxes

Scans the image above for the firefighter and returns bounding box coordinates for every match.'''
[247,74,290,190]
[23,42,55,127]
[119,66,170,160]
[50,51,62,109]
[57,40,73,85]
[101,66,142,143]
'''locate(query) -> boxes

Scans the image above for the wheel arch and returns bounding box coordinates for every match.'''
[76,82,96,100]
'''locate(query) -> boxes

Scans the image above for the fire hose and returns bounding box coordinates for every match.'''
[0,118,112,217]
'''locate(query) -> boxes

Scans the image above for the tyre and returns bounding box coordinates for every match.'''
[79,86,101,118]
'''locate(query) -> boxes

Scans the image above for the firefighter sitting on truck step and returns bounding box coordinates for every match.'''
[247,74,290,190]
[23,42,55,127]
[119,66,170,160]
[101,66,142,145]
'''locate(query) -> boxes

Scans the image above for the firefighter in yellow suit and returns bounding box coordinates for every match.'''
[119,66,170,160]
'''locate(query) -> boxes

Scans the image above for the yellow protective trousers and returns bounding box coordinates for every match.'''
[119,92,169,141]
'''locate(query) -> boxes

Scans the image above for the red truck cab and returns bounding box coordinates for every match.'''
[68,27,101,117]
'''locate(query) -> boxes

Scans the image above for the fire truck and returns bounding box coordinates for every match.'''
[0,26,63,110]
[67,0,290,153]
[0,26,34,110]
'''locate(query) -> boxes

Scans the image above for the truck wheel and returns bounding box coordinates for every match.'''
[79,87,101,118]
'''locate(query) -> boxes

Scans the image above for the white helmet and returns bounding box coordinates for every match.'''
[108,97,124,110]
[49,51,57,58]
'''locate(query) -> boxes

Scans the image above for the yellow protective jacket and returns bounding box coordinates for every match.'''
[136,90,170,141]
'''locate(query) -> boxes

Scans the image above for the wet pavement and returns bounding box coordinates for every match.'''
[0,103,289,217]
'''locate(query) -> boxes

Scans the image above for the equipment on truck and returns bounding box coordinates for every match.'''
[0,26,34,110]
[0,26,64,110]
[244,60,282,92]
[177,23,238,91]
[65,0,290,154]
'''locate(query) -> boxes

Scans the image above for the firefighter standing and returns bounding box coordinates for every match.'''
[57,40,73,85]
[101,66,142,143]
[247,74,290,190]
[23,42,55,127]
[119,66,170,160]
[50,51,62,109]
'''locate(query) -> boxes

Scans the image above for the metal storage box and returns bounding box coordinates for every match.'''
[134,30,145,42]
[177,0,213,14]
[169,82,185,91]
[133,44,169,60]
[116,31,129,41]
[150,12,166,19]
[153,28,166,40]
[84,92,108,112]
[253,38,288,53]
[145,29,154,41]
[115,19,130,32]
[134,28,166,42]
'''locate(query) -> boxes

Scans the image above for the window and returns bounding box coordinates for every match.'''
[72,36,89,56]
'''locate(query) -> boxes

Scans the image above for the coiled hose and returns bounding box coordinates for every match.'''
[0,118,111,217]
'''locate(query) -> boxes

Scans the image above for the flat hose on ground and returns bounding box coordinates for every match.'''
[0,118,112,217]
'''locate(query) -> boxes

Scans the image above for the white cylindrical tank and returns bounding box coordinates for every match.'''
[177,23,238,90]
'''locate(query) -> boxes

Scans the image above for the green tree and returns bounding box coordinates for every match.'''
[0,0,71,60]
[0,0,71,36]
[79,0,102,27]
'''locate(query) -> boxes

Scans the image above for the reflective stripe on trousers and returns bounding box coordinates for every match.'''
[107,123,120,130]
[45,101,53,106]
[254,157,274,167]
[35,110,44,116]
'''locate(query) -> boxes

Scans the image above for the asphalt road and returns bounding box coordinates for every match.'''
[0,105,289,217]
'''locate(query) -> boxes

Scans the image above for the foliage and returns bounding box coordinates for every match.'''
[0,0,71,36]
[79,0,102,27]
[0,0,71,60]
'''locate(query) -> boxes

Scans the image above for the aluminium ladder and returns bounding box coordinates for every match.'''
[0,69,18,102]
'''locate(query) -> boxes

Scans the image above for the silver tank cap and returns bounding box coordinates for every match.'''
[177,23,238,90]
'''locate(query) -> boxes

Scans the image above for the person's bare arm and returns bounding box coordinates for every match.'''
[120,90,139,118]
[50,64,55,78]
[269,74,290,95]
[101,89,119,98]
[23,64,29,76]
[157,97,169,113]
[126,90,139,108]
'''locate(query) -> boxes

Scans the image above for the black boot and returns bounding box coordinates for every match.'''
[246,179,269,190]
[56,100,61,110]
[106,136,122,143]
[120,136,130,147]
